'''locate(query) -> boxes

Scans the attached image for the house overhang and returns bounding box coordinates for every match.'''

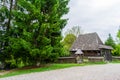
[70,48,100,52]
[99,45,113,50]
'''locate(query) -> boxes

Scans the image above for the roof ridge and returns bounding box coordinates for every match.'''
[70,32,103,51]
[78,32,97,36]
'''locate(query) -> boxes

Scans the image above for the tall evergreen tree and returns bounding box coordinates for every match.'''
[0,0,15,65]
[0,0,69,67]
[105,33,116,48]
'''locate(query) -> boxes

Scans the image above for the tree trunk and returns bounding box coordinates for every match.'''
[7,0,13,32]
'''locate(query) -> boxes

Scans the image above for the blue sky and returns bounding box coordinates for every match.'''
[63,0,120,42]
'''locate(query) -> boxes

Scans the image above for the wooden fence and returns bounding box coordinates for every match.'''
[57,57,76,63]
[88,57,104,62]
[112,56,120,60]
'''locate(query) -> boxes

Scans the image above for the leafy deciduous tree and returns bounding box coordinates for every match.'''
[61,34,76,56]
[63,34,76,49]
[65,26,82,37]
[61,26,82,56]
[112,28,120,56]
[117,28,120,44]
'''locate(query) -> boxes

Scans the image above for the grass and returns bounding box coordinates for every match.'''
[111,59,120,63]
[0,62,106,78]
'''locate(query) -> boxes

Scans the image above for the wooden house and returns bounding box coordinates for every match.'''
[70,32,113,61]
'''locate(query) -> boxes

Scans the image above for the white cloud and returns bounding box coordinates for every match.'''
[63,0,120,42]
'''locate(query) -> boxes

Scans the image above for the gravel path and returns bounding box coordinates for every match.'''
[1,63,120,80]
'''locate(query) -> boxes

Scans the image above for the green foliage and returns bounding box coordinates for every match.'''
[0,0,69,68]
[112,45,120,56]
[61,34,76,56]
[63,34,76,49]
[105,33,116,48]
[60,45,70,56]
[112,28,120,56]
[61,26,82,56]
[0,0,14,66]
[117,28,120,44]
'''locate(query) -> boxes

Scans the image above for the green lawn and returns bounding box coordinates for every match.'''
[111,59,120,63]
[0,62,106,78]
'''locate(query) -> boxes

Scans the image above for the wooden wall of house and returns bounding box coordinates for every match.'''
[83,51,100,56]
[70,50,101,57]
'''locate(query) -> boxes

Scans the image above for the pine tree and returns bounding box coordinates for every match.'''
[105,33,116,48]
[0,0,15,66]
[0,0,69,67]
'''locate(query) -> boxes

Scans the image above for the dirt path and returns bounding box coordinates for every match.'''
[0,63,120,80]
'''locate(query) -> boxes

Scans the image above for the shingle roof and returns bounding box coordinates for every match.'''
[70,32,112,51]
[99,45,113,50]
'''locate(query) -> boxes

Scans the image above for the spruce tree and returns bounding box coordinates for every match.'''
[0,0,15,66]
[105,33,116,48]
[0,0,69,66]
